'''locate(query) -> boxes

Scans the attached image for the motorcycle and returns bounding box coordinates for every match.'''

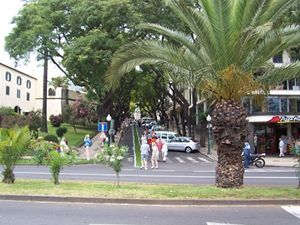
[242,152,266,168]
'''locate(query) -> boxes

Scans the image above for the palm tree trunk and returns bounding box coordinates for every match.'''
[2,168,15,184]
[212,99,248,188]
[40,52,48,133]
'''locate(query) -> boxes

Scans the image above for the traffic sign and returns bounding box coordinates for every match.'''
[98,122,108,132]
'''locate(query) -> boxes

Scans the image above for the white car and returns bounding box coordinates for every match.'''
[167,137,200,153]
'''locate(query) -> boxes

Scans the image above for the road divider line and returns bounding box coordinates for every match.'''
[174,157,185,163]
[186,157,199,163]
[281,205,300,219]
[198,157,210,163]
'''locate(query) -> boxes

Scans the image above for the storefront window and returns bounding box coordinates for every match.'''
[280,98,288,112]
[267,97,280,112]
[242,97,251,114]
[289,98,300,113]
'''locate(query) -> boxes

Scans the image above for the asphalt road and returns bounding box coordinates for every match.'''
[0,200,299,225]
[13,164,298,186]
[8,125,300,187]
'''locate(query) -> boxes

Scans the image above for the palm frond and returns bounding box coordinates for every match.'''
[105,41,200,88]
[257,62,300,86]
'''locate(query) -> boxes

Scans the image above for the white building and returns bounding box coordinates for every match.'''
[0,62,37,114]
[0,62,83,118]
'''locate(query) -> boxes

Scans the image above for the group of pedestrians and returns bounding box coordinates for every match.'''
[140,131,168,170]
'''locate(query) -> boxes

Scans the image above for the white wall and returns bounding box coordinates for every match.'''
[0,63,37,113]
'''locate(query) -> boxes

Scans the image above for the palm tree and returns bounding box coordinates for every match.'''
[106,0,300,188]
[0,127,32,184]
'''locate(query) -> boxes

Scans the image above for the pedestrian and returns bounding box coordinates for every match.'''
[141,132,147,144]
[151,142,159,169]
[161,139,168,162]
[99,132,107,147]
[84,134,92,160]
[140,140,150,170]
[60,137,70,154]
[155,137,163,161]
[253,134,258,154]
[279,138,285,157]
[243,142,251,168]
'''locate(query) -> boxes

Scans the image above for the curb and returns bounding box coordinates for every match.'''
[1,195,300,205]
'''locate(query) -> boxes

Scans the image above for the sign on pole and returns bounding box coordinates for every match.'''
[98,122,108,132]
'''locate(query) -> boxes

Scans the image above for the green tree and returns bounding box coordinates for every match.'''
[5,1,60,133]
[97,144,128,187]
[107,0,300,188]
[0,127,32,184]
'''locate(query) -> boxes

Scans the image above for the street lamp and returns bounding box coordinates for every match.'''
[206,115,212,155]
[106,114,112,146]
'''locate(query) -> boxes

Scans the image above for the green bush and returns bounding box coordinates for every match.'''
[0,126,32,183]
[0,107,15,116]
[44,134,59,143]
[56,127,68,138]
[49,114,63,127]
[0,114,28,129]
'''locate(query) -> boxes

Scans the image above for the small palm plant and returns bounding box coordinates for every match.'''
[97,144,128,187]
[0,126,32,184]
[33,139,75,185]
[47,150,75,185]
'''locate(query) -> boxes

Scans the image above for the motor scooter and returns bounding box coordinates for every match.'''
[242,152,266,168]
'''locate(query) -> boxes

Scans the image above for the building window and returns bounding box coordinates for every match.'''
[26,80,31,89]
[272,53,283,63]
[17,76,22,85]
[48,88,56,96]
[26,92,30,101]
[17,89,21,98]
[5,86,10,95]
[5,72,11,81]
[267,97,280,112]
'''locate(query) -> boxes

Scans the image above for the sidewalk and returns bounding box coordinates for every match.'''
[77,130,123,159]
[200,145,298,167]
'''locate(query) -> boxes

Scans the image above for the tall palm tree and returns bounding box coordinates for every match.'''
[106,0,300,188]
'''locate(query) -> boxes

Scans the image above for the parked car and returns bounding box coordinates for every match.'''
[154,131,179,143]
[168,137,200,153]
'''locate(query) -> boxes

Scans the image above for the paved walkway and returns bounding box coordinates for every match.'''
[77,130,124,160]
[200,145,298,167]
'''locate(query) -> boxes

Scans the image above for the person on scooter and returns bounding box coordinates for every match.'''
[243,142,251,168]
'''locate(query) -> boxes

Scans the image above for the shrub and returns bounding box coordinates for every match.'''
[97,144,128,187]
[0,126,32,183]
[0,107,15,116]
[49,114,63,127]
[47,150,75,185]
[0,114,28,128]
[56,127,68,138]
[27,110,42,138]
[44,134,59,143]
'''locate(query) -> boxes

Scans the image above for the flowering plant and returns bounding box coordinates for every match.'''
[97,144,128,186]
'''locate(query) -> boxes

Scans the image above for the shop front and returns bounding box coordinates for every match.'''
[248,115,300,155]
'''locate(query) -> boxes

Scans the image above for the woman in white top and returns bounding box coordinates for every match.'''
[151,142,159,169]
[161,139,168,162]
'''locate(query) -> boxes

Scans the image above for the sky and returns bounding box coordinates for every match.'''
[0,0,62,78]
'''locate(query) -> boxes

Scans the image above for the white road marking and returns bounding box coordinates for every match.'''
[14,171,297,179]
[281,205,300,219]
[174,157,185,163]
[186,157,199,163]
[127,157,133,162]
[207,222,244,225]
[198,157,210,163]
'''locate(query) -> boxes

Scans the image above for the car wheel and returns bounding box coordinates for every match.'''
[185,147,192,153]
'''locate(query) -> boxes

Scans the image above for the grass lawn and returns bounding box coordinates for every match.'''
[39,123,97,147]
[0,179,300,200]
[133,126,141,167]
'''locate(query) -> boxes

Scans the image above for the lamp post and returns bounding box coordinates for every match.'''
[106,114,112,146]
[206,115,212,155]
